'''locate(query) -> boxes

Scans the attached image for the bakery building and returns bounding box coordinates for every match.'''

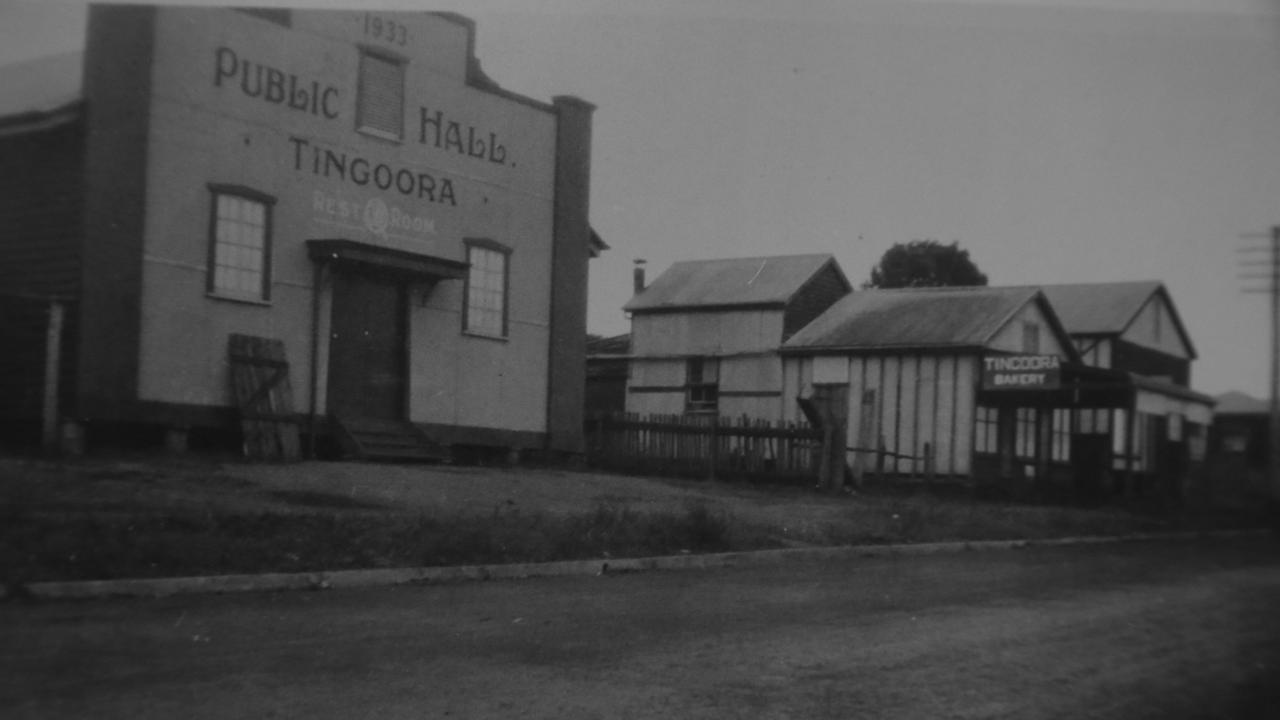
[0,6,603,457]
[779,285,1081,489]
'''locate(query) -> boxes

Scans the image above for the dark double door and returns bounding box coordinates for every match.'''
[327,272,407,421]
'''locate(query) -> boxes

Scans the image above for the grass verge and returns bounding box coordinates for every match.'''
[0,501,750,584]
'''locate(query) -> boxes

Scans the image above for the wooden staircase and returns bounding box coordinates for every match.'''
[333,417,450,462]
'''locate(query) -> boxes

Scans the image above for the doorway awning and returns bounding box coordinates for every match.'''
[307,239,468,280]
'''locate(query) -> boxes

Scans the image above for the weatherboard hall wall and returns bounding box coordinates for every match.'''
[114,7,565,442]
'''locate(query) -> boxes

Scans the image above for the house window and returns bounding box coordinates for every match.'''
[357,48,405,139]
[686,357,719,414]
[463,240,510,338]
[975,405,999,454]
[1022,322,1040,354]
[1051,408,1071,462]
[1015,407,1037,459]
[208,186,272,302]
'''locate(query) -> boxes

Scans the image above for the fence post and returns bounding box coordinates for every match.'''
[708,415,720,481]
[42,300,64,453]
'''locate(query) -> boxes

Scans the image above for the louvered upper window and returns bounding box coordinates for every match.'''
[357,49,405,140]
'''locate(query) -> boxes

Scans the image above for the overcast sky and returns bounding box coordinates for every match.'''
[4,0,1279,398]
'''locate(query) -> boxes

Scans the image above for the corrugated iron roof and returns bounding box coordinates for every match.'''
[1214,390,1265,415]
[1038,281,1163,335]
[0,52,83,121]
[586,333,630,356]
[624,254,844,312]
[782,285,1044,351]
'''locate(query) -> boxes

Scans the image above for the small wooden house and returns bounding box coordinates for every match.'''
[623,254,851,420]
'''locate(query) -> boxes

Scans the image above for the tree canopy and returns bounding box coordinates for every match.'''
[866,239,988,289]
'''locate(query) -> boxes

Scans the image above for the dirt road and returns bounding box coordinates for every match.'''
[3,537,1279,719]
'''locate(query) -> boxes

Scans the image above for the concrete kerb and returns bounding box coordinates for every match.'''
[5,528,1269,602]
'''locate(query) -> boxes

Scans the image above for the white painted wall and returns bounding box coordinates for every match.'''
[1122,296,1191,358]
[988,301,1069,356]
[783,352,979,477]
[630,310,785,356]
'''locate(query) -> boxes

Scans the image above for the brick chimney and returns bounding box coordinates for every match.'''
[633,258,647,295]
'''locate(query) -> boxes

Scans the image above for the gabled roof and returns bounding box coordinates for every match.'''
[0,52,83,134]
[1038,281,1162,334]
[1037,281,1194,358]
[1214,390,1267,415]
[782,285,1071,354]
[624,254,848,313]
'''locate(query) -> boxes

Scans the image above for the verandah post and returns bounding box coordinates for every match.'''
[41,300,64,454]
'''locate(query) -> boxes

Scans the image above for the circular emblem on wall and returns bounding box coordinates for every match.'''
[363,197,390,239]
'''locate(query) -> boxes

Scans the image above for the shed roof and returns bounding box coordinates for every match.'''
[624,254,845,313]
[782,285,1054,352]
[0,52,83,131]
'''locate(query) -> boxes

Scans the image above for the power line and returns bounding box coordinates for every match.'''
[1236,226,1280,518]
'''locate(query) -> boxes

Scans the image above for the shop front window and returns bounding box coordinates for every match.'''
[975,405,998,454]
[1051,408,1071,462]
[1015,407,1037,459]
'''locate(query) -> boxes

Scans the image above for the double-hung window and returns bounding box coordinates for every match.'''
[464,240,510,338]
[208,185,273,302]
[686,357,719,415]
[357,48,405,140]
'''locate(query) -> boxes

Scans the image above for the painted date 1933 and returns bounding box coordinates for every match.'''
[364,13,408,47]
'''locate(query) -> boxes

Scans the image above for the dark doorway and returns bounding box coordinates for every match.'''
[327,271,407,421]
[1073,434,1110,504]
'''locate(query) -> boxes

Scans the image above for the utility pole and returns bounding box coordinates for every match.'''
[1239,226,1280,523]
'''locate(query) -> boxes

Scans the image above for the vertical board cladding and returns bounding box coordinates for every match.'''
[845,356,867,464]
[881,357,900,466]
[0,120,85,299]
[780,357,803,423]
[896,357,918,473]
[934,354,957,475]
[917,355,938,472]
[78,6,156,421]
[954,354,977,475]
[117,8,573,442]
[781,262,850,341]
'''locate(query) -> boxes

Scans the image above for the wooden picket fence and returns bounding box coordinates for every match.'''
[586,412,824,485]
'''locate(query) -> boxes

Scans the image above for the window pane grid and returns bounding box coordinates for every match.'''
[211,193,268,299]
[466,246,507,337]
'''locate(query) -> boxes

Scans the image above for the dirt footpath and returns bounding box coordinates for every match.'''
[4,538,1278,719]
